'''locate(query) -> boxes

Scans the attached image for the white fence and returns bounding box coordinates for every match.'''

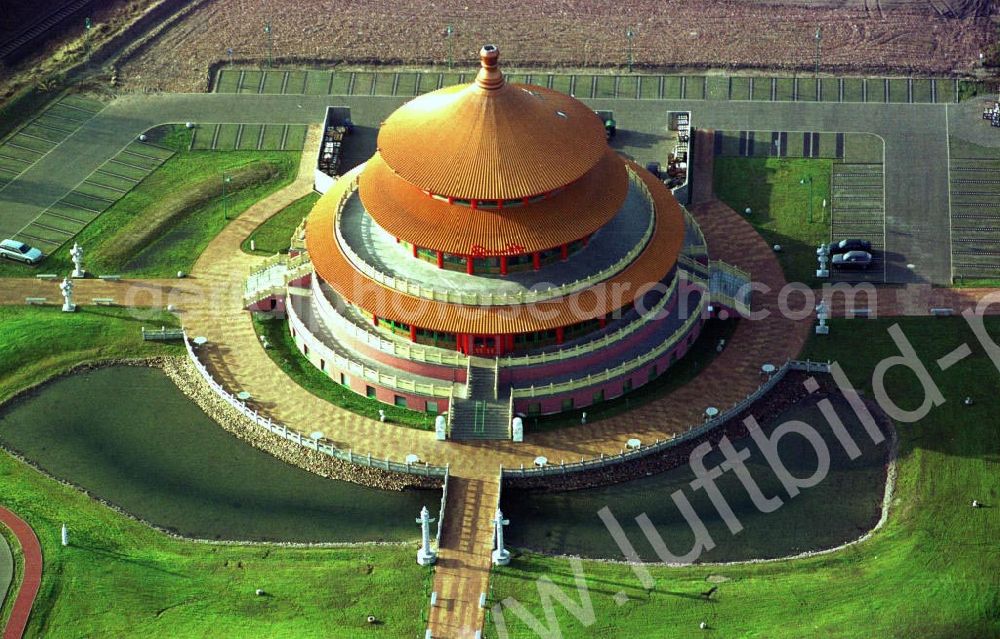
[287,296,458,399]
[182,332,448,478]
[310,276,468,368]
[510,291,708,398]
[502,359,831,478]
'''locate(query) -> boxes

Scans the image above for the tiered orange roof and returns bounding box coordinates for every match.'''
[359,149,627,255]
[374,45,608,201]
[306,162,685,335]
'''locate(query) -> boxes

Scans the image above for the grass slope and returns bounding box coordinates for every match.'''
[242,192,320,256]
[714,157,831,286]
[0,308,430,637]
[0,133,298,278]
[253,315,435,430]
[0,306,181,404]
[486,317,1000,639]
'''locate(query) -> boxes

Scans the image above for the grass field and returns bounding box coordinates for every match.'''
[487,317,1000,638]
[714,157,832,285]
[0,129,299,278]
[253,316,435,430]
[243,192,319,255]
[0,307,431,637]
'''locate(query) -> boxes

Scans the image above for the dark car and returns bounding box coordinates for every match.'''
[825,238,872,255]
[831,250,873,270]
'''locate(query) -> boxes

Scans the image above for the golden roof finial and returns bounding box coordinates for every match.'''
[475,44,504,91]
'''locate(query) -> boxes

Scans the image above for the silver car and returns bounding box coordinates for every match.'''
[0,239,44,264]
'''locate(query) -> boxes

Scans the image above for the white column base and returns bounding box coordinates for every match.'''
[72,270,86,279]
[815,325,829,335]
[62,303,76,313]
[417,548,437,566]
[815,269,829,278]
[492,548,511,566]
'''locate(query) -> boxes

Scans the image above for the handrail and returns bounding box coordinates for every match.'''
[510,291,708,398]
[333,169,657,306]
[435,465,449,546]
[446,385,455,437]
[287,294,457,398]
[493,357,499,401]
[498,272,689,367]
[502,359,833,478]
[181,331,448,478]
[507,391,515,439]
[310,276,469,368]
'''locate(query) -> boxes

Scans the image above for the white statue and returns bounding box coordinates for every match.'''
[815,301,829,335]
[60,277,76,312]
[70,242,85,278]
[416,506,437,566]
[491,508,511,566]
[61,523,69,547]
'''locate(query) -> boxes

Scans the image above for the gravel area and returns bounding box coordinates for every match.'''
[117,0,997,92]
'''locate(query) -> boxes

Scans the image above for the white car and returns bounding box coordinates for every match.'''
[0,239,44,264]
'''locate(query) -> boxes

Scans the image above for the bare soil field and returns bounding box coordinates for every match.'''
[117,0,997,92]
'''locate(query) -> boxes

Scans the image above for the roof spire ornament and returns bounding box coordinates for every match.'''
[475,44,505,91]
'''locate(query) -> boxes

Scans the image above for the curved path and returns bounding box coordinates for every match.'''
[0,508,41,639]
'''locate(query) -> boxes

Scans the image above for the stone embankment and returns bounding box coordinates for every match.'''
[159,356,441,491]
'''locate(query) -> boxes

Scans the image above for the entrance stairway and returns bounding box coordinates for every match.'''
[449,362,511,440]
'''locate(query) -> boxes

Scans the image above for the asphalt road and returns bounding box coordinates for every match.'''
[0,92,978,285]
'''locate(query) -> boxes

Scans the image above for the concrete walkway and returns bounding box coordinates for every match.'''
[0,507,41,639]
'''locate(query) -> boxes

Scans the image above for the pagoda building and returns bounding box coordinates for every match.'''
[248,45,749,439]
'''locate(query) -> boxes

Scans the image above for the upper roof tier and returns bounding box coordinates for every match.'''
[375,45,608,201]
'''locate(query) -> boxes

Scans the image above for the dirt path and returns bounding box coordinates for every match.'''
[0,507,41,639]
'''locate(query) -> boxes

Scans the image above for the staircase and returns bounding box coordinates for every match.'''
[449,362,511,440]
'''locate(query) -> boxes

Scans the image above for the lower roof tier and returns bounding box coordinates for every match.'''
[358,148,627,256]
[305,160,686,335]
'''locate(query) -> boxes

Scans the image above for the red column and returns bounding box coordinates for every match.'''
[560,243,569,260]
[556,326,565,344]
[466,256,475,275]
[500,255,508,275]
[598,316,607,328]
[455,333,464,353]
[395,237,400,243]
[409,325,417,342]
[437,251,444,268]
[412,244,418,258]
[506,334,515,351]
[582,234,591,247]
[373,316,379,327]
[532,252,541,271]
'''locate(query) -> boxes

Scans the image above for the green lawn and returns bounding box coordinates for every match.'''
[0,306,431,637]
[0,128,298,278]
[243,192,319,256]
[714,157,832,285]
[487,317,1000,639]
[0,306,181,404]
[252,316,435,430]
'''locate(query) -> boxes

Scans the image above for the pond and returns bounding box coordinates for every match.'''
[0,366,437,543]
[502,394,889,563]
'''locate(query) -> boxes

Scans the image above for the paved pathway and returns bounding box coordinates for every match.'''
[0,508,41,639]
